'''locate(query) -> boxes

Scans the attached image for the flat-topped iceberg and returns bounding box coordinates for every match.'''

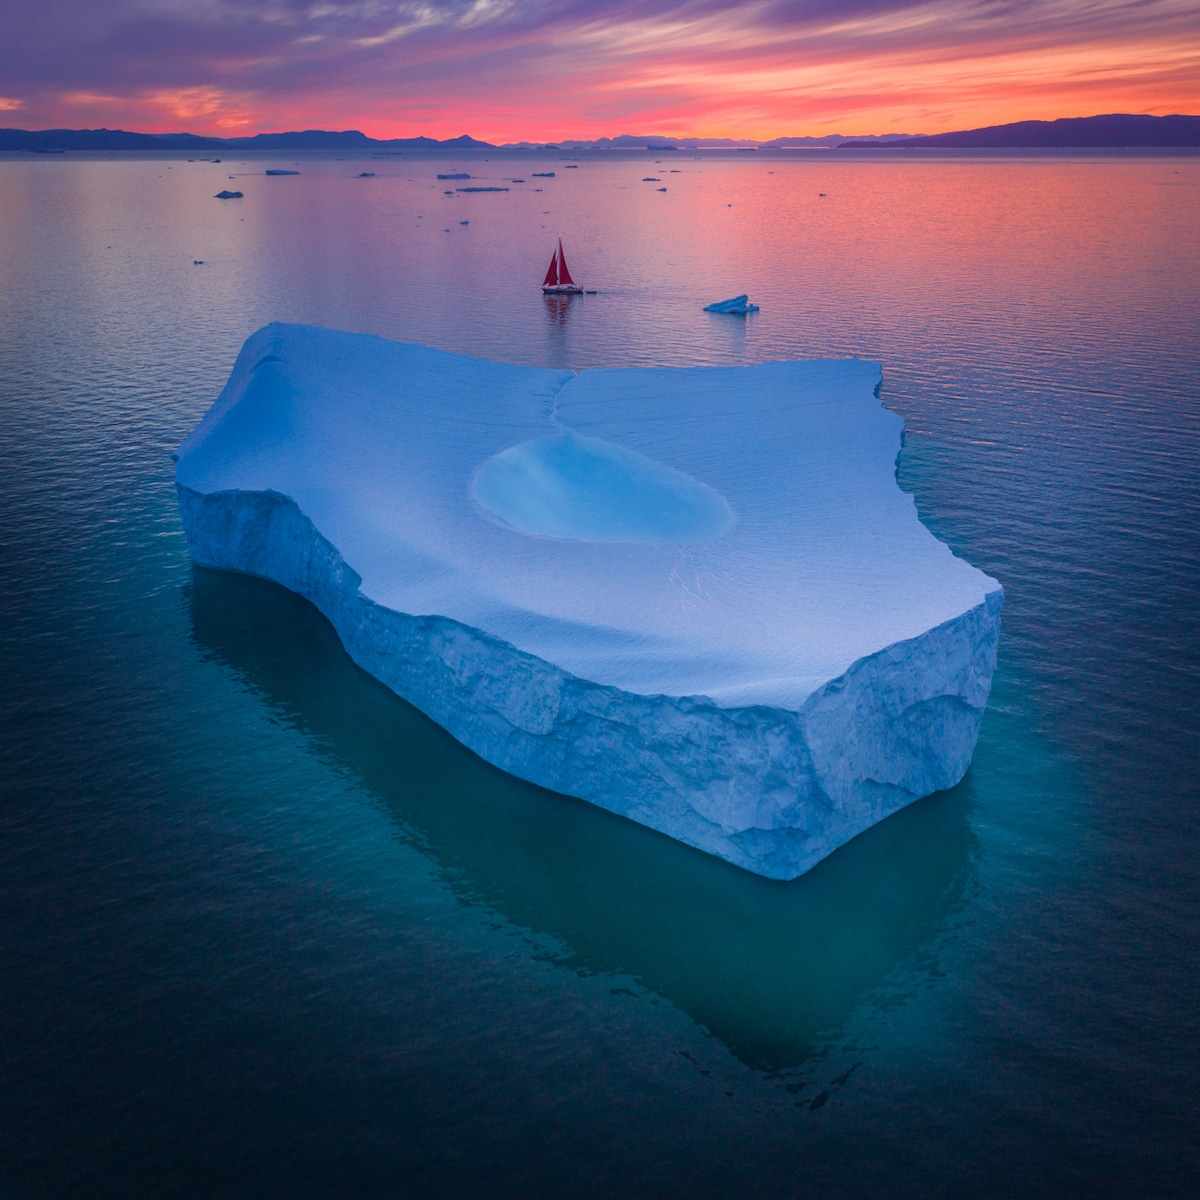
[175,324,1002,879]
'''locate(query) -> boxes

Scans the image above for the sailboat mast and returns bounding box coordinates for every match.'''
[556,239,576,287]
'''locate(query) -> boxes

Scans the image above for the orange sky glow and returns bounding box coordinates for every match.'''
[3,0,1198,140]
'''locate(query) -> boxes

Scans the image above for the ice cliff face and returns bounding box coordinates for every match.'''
[175,324,1002,879]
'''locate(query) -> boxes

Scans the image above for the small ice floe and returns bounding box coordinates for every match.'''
[643,177,660,181]
[459,220,469,225]
[193,260,204,265]
[704,295,760,314]
[456,186,508,192]
[437,172,470,180]
[532,172,555,177]
[214,190,243,199]
[657,187,667,192]
[510,178,525,183]
[265,169,299,175]
[357,172,375,177]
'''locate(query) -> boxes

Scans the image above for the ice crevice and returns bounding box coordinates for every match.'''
[175,324,1002,879]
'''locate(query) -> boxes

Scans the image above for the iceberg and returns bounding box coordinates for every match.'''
[175,324,1002,879]
[705,295,760,314]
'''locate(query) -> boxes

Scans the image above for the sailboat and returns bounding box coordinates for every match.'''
[541,238,584,294]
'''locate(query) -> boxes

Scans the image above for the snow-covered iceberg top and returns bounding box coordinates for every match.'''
[176,324,1002,879]
[471,430,734,543]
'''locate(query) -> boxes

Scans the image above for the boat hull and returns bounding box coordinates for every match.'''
[542,285,584,294]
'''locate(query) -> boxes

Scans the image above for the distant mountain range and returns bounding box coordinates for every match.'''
[0,128,495,152]
[1,114,1196,154]
[0,127,911,152]
[838,114,1200,149]
[522,133,914,150]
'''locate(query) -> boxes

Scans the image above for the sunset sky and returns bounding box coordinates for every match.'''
[3,0,1198,141]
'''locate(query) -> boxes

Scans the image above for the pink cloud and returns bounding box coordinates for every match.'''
[2,0,1197,138]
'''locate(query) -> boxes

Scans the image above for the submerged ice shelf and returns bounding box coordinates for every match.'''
[175,324,1002,879]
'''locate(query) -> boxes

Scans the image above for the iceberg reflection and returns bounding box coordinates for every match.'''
[187,563,976,1069]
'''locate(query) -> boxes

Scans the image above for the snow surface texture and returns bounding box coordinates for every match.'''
[175,324,1002,879]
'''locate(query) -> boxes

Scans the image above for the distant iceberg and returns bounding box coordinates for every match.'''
[175,325,1002,879]
[705,295,760,313]
[214,190,243,199]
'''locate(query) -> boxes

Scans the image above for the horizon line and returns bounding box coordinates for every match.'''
[5,111,1200,152]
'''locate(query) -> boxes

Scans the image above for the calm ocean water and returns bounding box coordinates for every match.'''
[1,151,1197,1197]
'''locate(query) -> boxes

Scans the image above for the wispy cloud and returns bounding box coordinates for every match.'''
[1,0,1197,138]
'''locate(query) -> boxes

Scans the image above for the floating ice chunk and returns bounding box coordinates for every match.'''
[704,294,760,313]
[175,324,1002,879]
[264,169,299,176]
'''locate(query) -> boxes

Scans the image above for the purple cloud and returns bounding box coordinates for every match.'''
[2,0,1196,137]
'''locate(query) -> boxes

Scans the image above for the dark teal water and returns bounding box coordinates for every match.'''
[1,152,1198,1197]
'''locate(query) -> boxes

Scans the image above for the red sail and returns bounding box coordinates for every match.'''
[556,239,576,286]
[542,248,559,287]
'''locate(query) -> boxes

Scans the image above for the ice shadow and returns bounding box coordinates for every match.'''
[186,564,977,1071]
